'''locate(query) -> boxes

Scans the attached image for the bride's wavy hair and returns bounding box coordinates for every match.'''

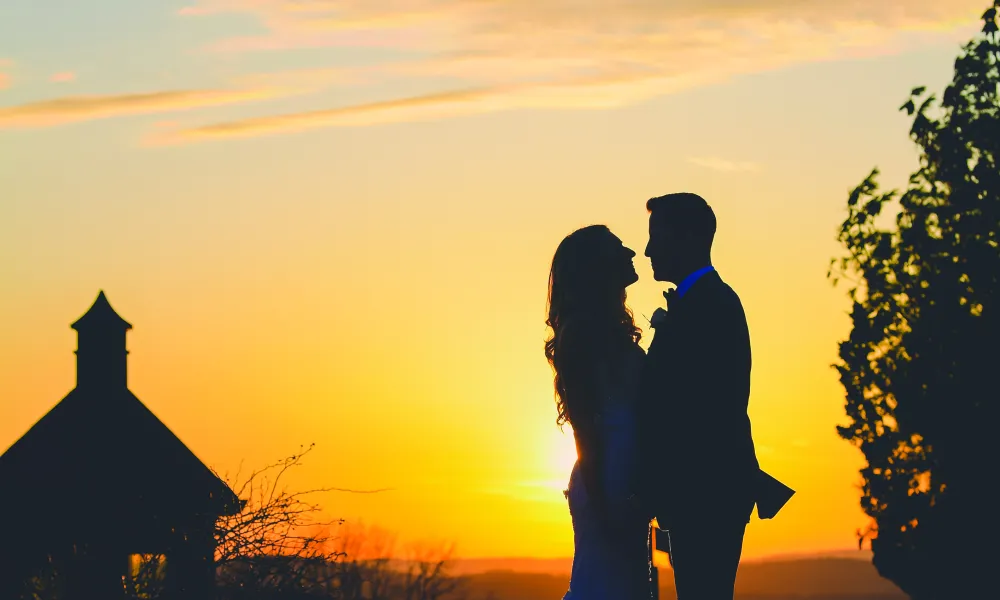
[544,225,642,428]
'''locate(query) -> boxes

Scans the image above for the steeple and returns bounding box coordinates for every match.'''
[71,291,132,390]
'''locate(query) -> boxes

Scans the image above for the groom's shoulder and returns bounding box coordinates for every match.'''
[703,273,747,318]
[699,271,739,301]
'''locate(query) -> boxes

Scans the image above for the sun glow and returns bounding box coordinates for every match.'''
[549,426,578,484]
[1,0,938,560]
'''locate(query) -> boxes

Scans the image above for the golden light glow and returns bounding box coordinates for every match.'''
[0,0,974,564]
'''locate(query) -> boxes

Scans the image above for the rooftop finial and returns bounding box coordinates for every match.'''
[71,290,132,332]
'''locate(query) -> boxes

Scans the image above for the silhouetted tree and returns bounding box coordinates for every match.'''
[214,443,347,597]
[331,523,467,600]
[829,3,1000,598]
[212,448,465,600]
[332,523,401,600]
[397,542,465,600]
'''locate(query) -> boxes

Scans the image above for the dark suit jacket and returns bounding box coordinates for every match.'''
[639,270,759,528]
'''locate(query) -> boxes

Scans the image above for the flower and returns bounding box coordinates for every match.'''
[650,307,669,329]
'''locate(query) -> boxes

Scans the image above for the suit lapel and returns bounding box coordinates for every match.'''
[645,271,723,379]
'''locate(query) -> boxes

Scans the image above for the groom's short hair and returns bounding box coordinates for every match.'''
[646,192,716,242]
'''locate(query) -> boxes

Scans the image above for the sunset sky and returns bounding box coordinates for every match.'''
[0,0,988,561]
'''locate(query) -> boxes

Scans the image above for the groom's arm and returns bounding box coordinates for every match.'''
[700,290,751,414]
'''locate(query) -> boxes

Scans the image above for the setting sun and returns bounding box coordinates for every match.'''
[539,425,579,494]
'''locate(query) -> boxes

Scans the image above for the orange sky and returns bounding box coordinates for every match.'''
[0,0,988,560]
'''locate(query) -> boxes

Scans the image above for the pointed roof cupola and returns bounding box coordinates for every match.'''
[71,290,132,331]
[71,291,132,390]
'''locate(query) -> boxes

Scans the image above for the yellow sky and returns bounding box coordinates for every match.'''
[0,0,988,560]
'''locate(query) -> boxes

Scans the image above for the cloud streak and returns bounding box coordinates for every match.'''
[153,69,727,144]
[182,0,985,58]
[0,88,291,129]
[0,69,354,130]
[157,0,985,142]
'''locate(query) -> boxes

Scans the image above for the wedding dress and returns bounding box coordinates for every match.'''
[563,346,651,600]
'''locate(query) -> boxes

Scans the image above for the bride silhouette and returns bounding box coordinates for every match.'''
[545,225,651,600]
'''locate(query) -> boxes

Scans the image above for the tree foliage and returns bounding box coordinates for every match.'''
[829,2,1000,597]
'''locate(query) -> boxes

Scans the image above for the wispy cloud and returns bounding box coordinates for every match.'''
[153,69,722,144]
[181,0,985,56]
[49,72,77,83]
[158,0,984,142]
[687,156,761,173]
[10,1,977,140]
[0,70,347,129]
[0,87,288,129]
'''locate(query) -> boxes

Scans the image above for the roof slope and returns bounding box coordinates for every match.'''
[0,386,243,532]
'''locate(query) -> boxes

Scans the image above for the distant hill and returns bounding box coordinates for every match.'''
[450,557,574,576]
[449,550,876,576]
[452,550,872,575]
[452,557,907,600]
[729,558,905,598]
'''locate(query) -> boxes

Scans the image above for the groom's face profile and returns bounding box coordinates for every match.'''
[644,193,715,283]
[644,215,685,283]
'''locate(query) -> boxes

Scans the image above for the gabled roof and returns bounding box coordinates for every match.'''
[0,385,243,528]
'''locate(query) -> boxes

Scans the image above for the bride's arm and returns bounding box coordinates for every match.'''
[572,364,608,500]
[556,320,608,512]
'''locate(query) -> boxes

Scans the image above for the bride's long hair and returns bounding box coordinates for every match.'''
[544,225,642,428]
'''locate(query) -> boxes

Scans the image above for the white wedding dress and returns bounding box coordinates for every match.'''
[563,346,651,600]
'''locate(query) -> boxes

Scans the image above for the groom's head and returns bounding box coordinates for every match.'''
[644,192,716,283]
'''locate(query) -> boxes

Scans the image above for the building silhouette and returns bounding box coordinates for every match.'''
[0,291,244,598]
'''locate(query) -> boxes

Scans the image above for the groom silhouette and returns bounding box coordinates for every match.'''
[637,193,791,600]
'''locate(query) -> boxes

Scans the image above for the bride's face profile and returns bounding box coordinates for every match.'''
[548,226,639,307]
[605,232,640,290]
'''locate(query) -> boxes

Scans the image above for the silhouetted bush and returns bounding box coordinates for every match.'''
[829,3,1000,598]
